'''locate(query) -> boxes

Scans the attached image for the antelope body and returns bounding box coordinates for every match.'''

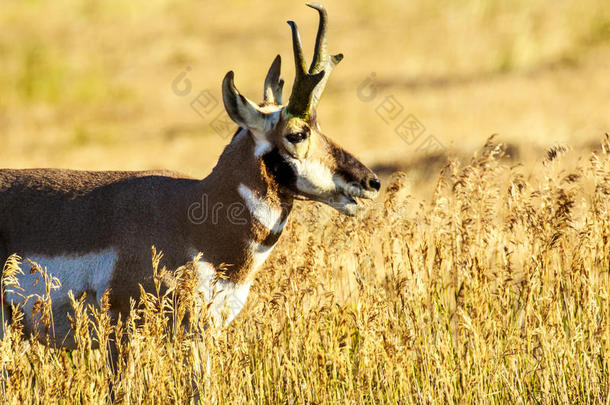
[0,3,379,346]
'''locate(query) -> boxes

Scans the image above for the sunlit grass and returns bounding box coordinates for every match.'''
[1,137,609,403]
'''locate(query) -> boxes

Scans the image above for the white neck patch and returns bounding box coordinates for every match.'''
[191,254,251,327]
[253,139,273,157]
[248,240,275,273]
[237,183,285,233]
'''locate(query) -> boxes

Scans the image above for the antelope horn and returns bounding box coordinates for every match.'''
[307,2,343,109]
[286,3,342,118]
[286,20,325,117]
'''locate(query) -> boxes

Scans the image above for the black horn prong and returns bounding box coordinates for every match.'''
[306,2,328,74]
[286,4,342,117]
[286,69,324,117]
[287,21,307,76]
[331,53,344,65]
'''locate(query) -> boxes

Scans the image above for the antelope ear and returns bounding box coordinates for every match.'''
[263,55,284,105]
[222,71,268,133]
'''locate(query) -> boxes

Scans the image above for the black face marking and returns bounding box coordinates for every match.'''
[329,138,375,185]
[262,148,296,191]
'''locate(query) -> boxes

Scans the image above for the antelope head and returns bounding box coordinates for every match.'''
[222,3,380,216]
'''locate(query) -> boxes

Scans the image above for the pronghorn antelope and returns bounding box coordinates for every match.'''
[0,3,380,346]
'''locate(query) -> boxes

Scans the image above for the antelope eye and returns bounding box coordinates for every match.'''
[286,132,307,144]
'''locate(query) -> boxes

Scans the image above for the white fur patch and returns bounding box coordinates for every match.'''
[275,214,290,234]
[249,241,275,273]
[231,127,272,157]
[237,184,284,233]
[6,249,117,330]
[258,105,283,114]
[289,158,336,195]
[190,240,276,327]
[192,256,251,327]
[250,110,280,157]
[253,139,273,157]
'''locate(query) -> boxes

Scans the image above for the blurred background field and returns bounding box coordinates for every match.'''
[1,0,609,196]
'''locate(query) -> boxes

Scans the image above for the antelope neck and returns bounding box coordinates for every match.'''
[186,129,294,283]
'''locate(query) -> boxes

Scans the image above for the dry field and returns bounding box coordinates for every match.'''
[1,0,610,403]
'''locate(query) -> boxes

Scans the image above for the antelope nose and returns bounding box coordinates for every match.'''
[367,177,381,191]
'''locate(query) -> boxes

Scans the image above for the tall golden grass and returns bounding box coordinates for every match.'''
[1,136,609,403]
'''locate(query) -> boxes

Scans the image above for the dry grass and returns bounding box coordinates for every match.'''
[1,136,609,403]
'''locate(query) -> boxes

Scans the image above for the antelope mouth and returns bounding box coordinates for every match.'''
[333,188,378,216]
[296,187,377,216]
[337,193,360,216]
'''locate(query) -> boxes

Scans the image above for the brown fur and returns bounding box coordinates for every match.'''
[0,130,290,317]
